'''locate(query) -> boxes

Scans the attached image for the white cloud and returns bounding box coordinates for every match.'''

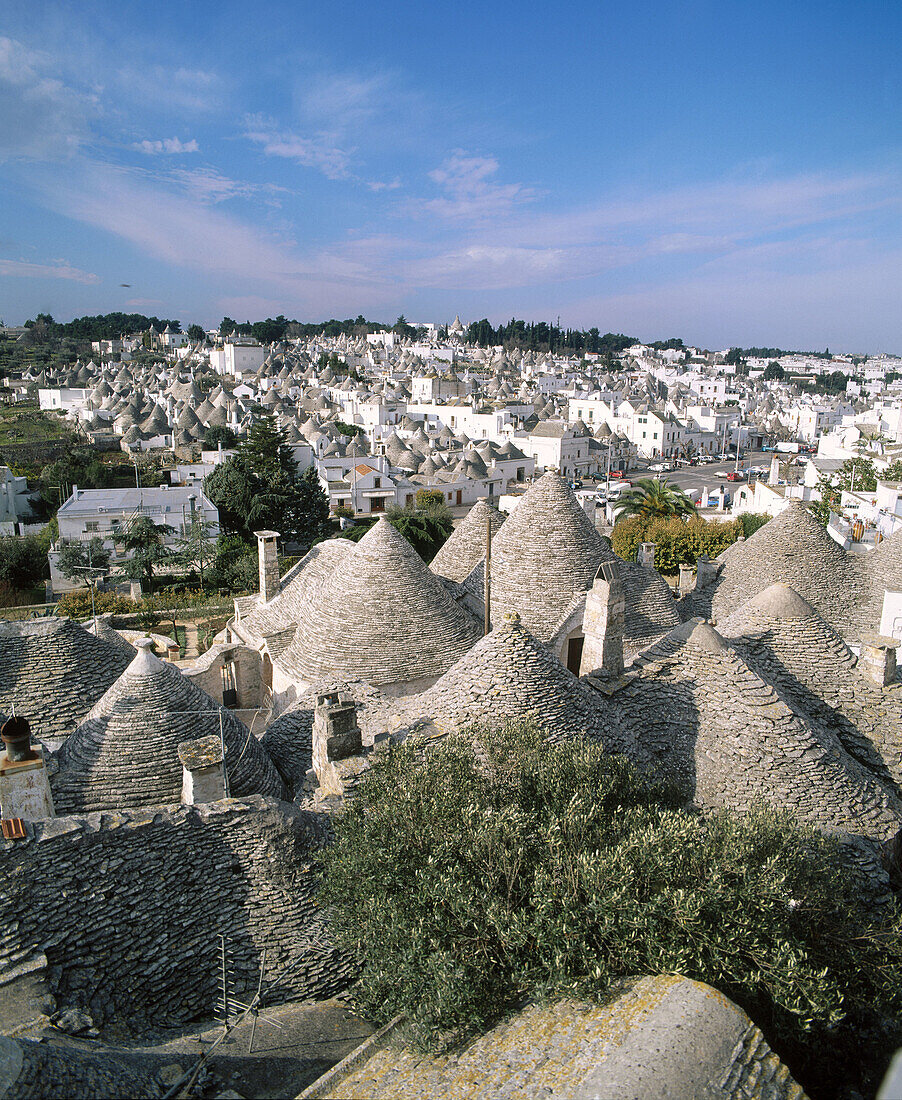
[243,118,352,180]
[0,36,96,160]
[115,65,220,114]
[0,256,99,283]
[367,177,402,192]
[133,137,199,155]
[418,151,536,221]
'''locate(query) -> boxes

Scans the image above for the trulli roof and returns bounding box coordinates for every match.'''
[53,640,285,813]
[277,518,481,686]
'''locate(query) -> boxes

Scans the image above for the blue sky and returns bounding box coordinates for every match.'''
[1,0,900,350]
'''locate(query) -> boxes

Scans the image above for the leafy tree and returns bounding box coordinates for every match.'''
[186,324,206,341]
[175,514,217,589]
[334,420,366,439]
[763,361,785,381]
[295,465,331,542]
[55,537,111,582]
[392,315,415,339]
[209,534,258,591]
[836,458,877,493]
[203,425,238,449]
[121,517,173,584]
[219,317,238,336]
[610,514,740,569]
[320,721,902,1096]
[204,413,329,545]
[0,535,47,592]
[613,478,697,521]
[881,460,902,482]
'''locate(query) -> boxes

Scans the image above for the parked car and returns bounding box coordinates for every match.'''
[726,471,745,482]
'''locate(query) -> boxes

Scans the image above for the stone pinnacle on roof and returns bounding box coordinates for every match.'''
[53,638,285,813]
[430,499,505,583]
[278,517,481,687]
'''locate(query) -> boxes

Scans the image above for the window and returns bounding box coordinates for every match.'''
[85,521,99,533]
[374,477,381,489]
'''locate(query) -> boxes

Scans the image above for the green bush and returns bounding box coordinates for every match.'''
[320,722,902,1096]
[737,512,771,538]
[611,514,740,571]
[56,589,138,618]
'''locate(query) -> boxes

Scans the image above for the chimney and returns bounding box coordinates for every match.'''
[178,735,226,804]
[255,530,280,603]
[859,634,899,687]
[580,561,625,679]
[696,554,717,590]
[0,717,55,822]
[638,542,656,569]
[678,563,695,595]
[770,454,781,484]
[312,692,362,798]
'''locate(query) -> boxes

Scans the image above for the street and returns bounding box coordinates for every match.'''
[588,450,775,497]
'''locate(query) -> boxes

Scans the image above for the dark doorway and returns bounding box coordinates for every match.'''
[456,490,463,506]
[566,635,584,675]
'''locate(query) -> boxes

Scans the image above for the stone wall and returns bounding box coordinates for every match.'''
[183,642,265,710]
[0,797,353,1032]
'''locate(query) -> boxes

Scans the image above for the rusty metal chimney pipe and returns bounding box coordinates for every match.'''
[1,716,37,763]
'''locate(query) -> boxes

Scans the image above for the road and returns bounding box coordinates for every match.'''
[586,450,776,497]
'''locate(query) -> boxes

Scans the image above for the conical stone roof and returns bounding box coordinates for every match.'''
[490,472,679,646]
[490,472,604,640]
[607,619,902,845]
[430,499,505,583]
[278,518,480,687]
[393,611,632,752]
[0,619,133,741]
[53,640,285,813]
[703,502,867,631]
[721,583,902,792]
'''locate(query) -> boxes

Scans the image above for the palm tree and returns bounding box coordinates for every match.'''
[613,478,697,521]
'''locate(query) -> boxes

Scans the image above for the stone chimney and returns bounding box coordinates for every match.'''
[770,454,781,484]
[637,542,656,569]
[678,563,695,595]
[579,561,625,679]
[695,554,717,590]
[178,735,226,804]
[255,530,280,604]
[312,692,363,798]
[859,634,899,687]
[0,717,55,822]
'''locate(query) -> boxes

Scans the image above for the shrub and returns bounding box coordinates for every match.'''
[738,512,771,538]
[320,722,902,1096]
[56,589,137,618]
[611,514,741,571]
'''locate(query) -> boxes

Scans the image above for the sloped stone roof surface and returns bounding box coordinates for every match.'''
[489,472,679,646]
[0,619,133,741]
[602,619,902,845]
[53,641,285,812]
[429,499,505,583]
[239,539,355,643]
[304,978,804,1100]
[278,518,481,686]
[721,583,902,794]
[387,611,633,754]
[701,503,867,629]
